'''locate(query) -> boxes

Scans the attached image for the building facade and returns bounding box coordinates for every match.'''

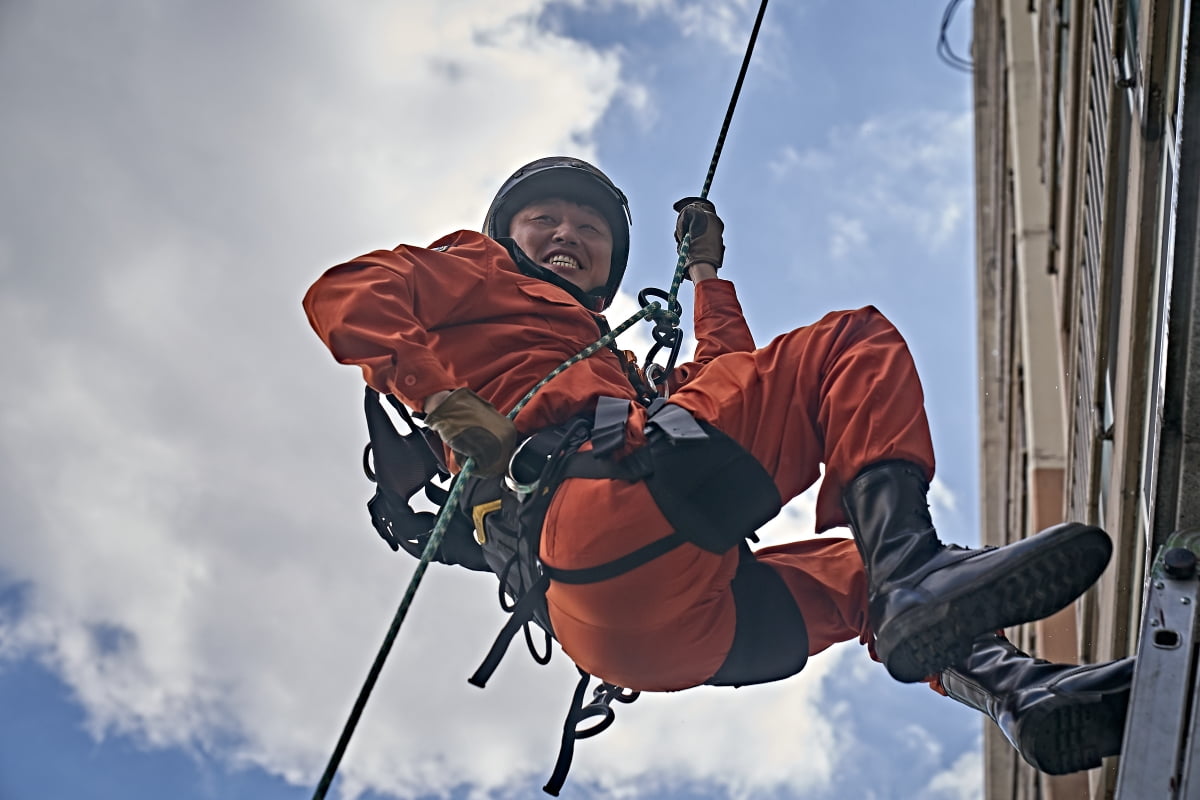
[972,0,1200,797]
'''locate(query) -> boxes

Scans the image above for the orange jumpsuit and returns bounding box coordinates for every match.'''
[304,230,936,692]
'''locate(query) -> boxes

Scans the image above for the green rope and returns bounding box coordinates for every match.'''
[311,461,474,800]
[508,304,659,413]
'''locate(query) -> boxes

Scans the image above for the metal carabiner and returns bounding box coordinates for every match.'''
[504,435,545,496]
[643,362,669,398]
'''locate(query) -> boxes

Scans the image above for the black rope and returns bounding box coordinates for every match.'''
[642,0,771,391]
[701,0,771,200]
[311,470,466,800]
[937,0,973,73]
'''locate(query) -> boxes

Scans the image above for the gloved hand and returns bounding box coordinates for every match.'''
[424,388,519,478]
[673,196,725,278]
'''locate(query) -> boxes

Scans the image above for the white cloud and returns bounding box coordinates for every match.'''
[929,476,960,517]
[563,0,765,55]
[924,745,985,800]
[0,0,620,792]
[673,0,765,55]
[619,81,659,132]
[900,721,946,761]
[829,214,868,261]
[772,110,973,255]
[0,2,864,799]
[769,145,834,179]
[756,486,821,544]
[572,650,852,798]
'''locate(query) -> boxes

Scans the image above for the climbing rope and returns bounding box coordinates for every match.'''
[639,0,769,387]
[311,2,769,796]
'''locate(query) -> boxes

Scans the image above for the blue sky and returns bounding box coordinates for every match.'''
[0,1,985,798]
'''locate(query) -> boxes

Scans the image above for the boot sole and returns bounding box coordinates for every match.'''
[1022,685,1130,774]
[880,524,1112,683]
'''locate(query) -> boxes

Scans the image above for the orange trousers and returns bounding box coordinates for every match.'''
[540,306,936,691]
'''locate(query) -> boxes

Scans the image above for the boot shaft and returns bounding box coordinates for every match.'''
[940,633,1134,775]
[840,459,1113,686]
[841,460,940,595]
[939,634,1054,718]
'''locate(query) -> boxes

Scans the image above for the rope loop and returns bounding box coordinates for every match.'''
[637,289,682,331]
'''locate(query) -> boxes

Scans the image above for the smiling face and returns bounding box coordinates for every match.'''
[507,197,614,294]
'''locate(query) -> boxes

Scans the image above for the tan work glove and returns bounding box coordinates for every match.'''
[673,196,725,278]
[424,388,519,478]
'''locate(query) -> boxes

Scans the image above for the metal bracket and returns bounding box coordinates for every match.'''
[1116,530,1200,797]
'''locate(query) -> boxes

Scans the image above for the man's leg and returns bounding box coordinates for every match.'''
[937,633,1133,774]
[752,537,871,656]
[669,306,1112,682]
[541,462,867,690]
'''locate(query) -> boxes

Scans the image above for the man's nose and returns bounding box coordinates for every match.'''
[552,222,579,243]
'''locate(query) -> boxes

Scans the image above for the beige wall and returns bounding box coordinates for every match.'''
[972,0,1192,797]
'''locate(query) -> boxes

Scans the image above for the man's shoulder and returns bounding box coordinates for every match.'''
[379,230,512,274]
[425,229,499,254]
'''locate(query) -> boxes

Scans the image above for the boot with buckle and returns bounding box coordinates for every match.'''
[842,461,1112,682]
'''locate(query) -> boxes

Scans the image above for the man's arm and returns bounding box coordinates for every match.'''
[303,233,495,412]
[304,233,520,476]
[665,201,756,389]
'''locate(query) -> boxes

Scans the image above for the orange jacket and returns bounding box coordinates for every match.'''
[303,230,755,438]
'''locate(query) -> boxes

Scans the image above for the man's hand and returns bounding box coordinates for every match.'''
[424,388,518,478]
[673,197,725,280]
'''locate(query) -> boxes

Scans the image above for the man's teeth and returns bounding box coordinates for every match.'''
[549,255,581,270]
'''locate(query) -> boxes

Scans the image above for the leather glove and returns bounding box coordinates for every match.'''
[673,196,725,277]
[424,388,518,478]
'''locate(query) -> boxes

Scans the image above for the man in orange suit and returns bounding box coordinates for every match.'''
[304,156,1132,774]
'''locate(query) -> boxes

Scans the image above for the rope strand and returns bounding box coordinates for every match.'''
[312,462,475,800]
[700,0,770,201]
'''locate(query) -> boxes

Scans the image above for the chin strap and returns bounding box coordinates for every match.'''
[496,237,608,311]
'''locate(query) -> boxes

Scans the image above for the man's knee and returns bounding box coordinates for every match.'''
[706,550,809,686]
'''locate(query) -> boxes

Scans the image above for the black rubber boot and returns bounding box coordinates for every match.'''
[941,634,1133,774]
[842,461,1112,682]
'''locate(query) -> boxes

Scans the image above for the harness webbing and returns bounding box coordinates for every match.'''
[311,2,772,796]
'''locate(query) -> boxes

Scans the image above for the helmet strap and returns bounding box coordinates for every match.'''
[495,238,607,311]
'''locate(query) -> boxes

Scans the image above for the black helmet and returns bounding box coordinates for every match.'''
[483,156,631,311]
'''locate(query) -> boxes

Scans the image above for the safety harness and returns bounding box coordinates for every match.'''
[363,386,809,794]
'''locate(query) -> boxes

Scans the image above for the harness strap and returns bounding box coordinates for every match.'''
[644,399,707,442]
[543,669,591,796]
[542,532,688,584]
[559,447,652,481]
[468,572,551,688]
[589,395,631,456]
[544,669,640,796]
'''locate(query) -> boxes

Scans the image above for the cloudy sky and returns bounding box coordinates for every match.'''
[0,1,986,798]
